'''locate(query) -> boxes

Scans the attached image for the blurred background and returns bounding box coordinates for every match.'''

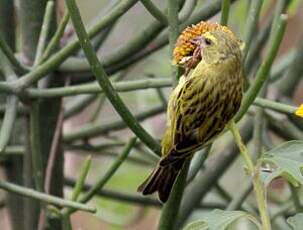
[0,0,302,229]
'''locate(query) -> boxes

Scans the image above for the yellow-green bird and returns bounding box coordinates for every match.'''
[138,27,244,203]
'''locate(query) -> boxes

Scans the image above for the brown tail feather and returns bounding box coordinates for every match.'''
[137,159,185,203]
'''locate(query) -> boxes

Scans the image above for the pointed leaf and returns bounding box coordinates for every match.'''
[287,213,303,230]
[183,209,261,230]
[260,141,303,186]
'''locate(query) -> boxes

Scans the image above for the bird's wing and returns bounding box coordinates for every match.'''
[169,71,215,157]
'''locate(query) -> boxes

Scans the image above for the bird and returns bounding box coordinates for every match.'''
[137,26,244,203]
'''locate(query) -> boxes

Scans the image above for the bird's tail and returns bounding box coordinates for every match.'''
[137,159,185,203]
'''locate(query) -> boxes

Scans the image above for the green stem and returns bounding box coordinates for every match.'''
[228,120,271,230]
[0,180,96,212]
[158,159,190,230]
[243,0,263,59]
[178,0,197,21]
[14,0,139,91]
[140,0,168,25]
[253,98,297,115]
[59,0,231,74]
[61,137,137,215]
[65,0,161,154]
[236,14,288,121]
[34,1,54,66]
[41,12,70,63]
[26,78,172,98]
[63,105,164,143]
[220,0,230,26]
[0,52,18,153]
[0,35,29,74]
[62,156,92,229]
[168,0,179,86]
[30,102,44,192]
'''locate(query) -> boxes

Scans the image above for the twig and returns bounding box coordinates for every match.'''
[253,98,297,115]
[34,1,54,66]
[228,120,271,230]
[65,0,161,154]
[236,14,288,121]
[0,52,18,152]
[61,137,137,215]
[13,0,139,91]
[220,0,230,26]
[62,156,92,229]
[0,180,96,212]
[41,12,70,62]
[168,0,179,86]
[140,0,168,25]
[242,0,263,59]
[0,35,29,74]
[63,105,164,142]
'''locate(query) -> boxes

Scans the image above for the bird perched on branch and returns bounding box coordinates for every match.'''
[138,21,244,203]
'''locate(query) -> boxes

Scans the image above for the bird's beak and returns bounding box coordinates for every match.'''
[190,36,204,57]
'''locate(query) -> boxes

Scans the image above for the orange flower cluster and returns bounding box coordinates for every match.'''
[173,21,234,66]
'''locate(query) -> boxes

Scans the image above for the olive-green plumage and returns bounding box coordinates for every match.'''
[138,29,244,203]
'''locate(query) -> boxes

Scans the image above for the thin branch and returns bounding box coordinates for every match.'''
[0,35,29,74]
[27,78,172,98]
[242,0,263,59]
[59,0,235,74]
[61,137,137,215]
[253,98,297,115]
[34,1,54,66]
[140,0,168,25]
[0,180,96,212]
[178,0,197,21]
[220,0,230,26]
[62,156,92,229]
[168,0,179,86]
[41,12,70,62]
[228,120,271,230]
[65,0,161,154]
[236,14,288,121]
[0,52,18,153]
[63,105,164,142]
[13,0,139,91]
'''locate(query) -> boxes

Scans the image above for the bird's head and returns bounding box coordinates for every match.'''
[195,30,243,64]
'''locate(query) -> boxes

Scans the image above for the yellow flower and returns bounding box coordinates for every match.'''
[295,104,303,118]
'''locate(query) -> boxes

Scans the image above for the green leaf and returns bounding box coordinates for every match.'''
[287,213,303,229]
[183,209,261,230]
[260,140,303,186]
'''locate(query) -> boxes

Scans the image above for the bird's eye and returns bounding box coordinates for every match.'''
[204,38,212,45]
